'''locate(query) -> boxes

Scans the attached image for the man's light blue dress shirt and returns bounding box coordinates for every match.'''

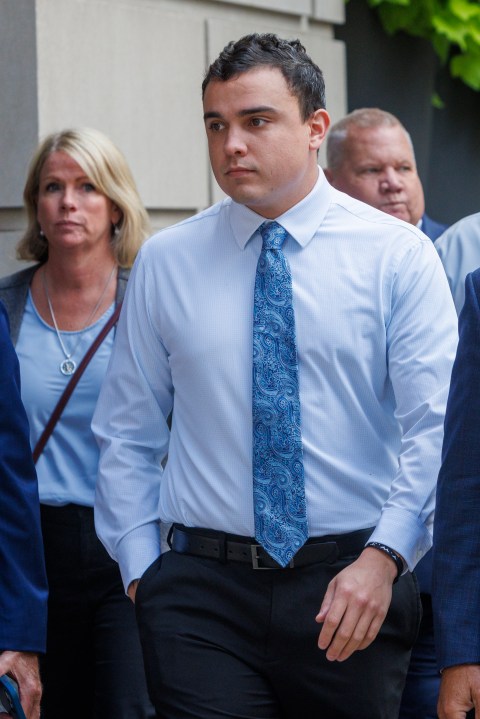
[435,212,480,315]
[93,170,458,591]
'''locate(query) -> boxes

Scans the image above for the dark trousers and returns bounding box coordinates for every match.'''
[136,545,421,719]
[40,504,155,719]
[398,593,440,719]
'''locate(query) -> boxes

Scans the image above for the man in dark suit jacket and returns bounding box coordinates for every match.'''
[433,268,480,719]
[420,213,448,242]
[0,301,47,719]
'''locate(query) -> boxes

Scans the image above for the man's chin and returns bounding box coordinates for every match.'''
[384,206,411,223]
[224,186,260,207]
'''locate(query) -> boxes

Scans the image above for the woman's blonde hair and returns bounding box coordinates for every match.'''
[18,127,151,267]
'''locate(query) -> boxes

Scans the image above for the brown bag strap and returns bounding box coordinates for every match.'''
[33,302,122,464]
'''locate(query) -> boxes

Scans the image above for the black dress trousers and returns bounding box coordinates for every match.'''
[135,545,421,719]
[40,504,156,719]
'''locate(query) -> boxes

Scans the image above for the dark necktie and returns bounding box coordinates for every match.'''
[252,221,308,567]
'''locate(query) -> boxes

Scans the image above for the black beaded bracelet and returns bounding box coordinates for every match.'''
[366,541,403,583]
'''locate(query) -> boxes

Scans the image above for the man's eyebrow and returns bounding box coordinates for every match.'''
[203,106,278,121]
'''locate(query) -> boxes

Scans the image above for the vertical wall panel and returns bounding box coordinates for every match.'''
[0,0,347,275]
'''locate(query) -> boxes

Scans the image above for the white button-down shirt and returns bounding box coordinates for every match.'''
[93,170,458,590]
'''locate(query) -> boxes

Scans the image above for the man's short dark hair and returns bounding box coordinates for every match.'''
[202,33,326,121]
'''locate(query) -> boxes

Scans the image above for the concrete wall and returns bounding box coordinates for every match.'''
[0,0,346,276]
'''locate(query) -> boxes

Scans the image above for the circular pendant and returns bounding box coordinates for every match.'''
[60,358,76,376]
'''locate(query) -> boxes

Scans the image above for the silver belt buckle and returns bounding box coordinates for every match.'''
[251,544,294,569]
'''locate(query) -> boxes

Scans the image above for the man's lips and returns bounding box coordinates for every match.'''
[225,166,255,177]
[382,201,407,213]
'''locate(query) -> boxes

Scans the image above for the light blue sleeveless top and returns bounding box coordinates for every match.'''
[16,292,115,506]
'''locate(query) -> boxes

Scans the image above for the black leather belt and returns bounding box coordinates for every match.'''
[169,524,374,569]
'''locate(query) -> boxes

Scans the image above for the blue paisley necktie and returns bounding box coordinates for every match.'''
[252,221,308,567]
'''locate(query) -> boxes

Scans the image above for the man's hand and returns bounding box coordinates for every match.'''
[127,579,139,603]
[315,546,398,662]
[0,651,41,719]
[437,664,480,718]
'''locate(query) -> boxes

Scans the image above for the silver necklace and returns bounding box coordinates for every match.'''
[42,264,116,376]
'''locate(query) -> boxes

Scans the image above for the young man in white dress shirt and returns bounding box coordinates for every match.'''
[93,33,458,718]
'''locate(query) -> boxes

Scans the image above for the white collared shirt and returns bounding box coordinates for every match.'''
[93,170,458,590]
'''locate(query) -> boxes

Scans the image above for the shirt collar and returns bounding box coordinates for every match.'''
[230,167,332,250]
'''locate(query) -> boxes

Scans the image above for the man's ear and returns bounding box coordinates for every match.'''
[308,108,330,151]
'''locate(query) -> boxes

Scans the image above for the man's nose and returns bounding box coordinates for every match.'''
[224,127,247,156]
[379,168,403,192]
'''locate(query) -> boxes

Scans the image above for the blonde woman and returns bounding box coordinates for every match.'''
[0,128,154,719]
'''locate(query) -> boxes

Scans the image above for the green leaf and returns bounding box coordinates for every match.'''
[367,0,410,7]
[432,33,451,63]
[448,0,480,23]
[451,48,480,89]
[431,92,445,109]
[433,12,471,49]
[358,0,480,93]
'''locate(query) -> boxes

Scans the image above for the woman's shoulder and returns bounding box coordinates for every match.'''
[0,264,39,291]
[116,266,130,304]
[0,264,40,343]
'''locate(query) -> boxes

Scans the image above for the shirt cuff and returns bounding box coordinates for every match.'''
[116,523,162,593]
[366,507,432,572]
